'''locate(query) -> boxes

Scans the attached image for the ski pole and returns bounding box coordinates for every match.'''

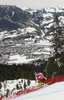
[46,62,48,79]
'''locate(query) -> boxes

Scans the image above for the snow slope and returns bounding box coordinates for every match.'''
[14,81,64,100]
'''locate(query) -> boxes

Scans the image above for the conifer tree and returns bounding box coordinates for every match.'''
[50,15,64,76]
[27,79,31,86]
[24,81,27,90]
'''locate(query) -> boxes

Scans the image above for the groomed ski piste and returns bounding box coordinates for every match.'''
[14,81,64,100]
[0,75,64,100]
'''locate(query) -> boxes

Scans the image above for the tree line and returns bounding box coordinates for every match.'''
[0,60,47,82]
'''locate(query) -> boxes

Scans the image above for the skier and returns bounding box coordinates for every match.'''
[34,71,46,86]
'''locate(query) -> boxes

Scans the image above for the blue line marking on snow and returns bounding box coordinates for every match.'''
[16,90,64,100]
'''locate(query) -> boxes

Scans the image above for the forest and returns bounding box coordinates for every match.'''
[0,60,47,82]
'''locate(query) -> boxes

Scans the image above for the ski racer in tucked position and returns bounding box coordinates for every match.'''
[34,71,47,87]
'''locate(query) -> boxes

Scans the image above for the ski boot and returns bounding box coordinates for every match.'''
[41,82,44,85]
[38,82,41,87]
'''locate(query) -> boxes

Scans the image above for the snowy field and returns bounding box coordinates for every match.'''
[8,38,51,64]
[14,81,64,100]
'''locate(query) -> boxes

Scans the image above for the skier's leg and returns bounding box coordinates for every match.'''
[41,79,44,85]
[38,80,41,86]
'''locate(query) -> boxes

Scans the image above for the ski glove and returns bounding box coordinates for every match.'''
[44,77,47,80]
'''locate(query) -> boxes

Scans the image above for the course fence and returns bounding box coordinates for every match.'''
[0,75,64,100]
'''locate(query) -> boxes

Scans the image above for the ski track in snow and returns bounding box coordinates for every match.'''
[17,90,64,100]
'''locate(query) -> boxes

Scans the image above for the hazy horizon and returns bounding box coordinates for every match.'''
[0,0,64,10]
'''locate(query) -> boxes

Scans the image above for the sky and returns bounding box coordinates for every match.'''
[0,0,64,10]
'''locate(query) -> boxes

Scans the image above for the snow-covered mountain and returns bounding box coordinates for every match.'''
[33,7,64,35]
[0,5,64,64]
[0,5,32,31]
